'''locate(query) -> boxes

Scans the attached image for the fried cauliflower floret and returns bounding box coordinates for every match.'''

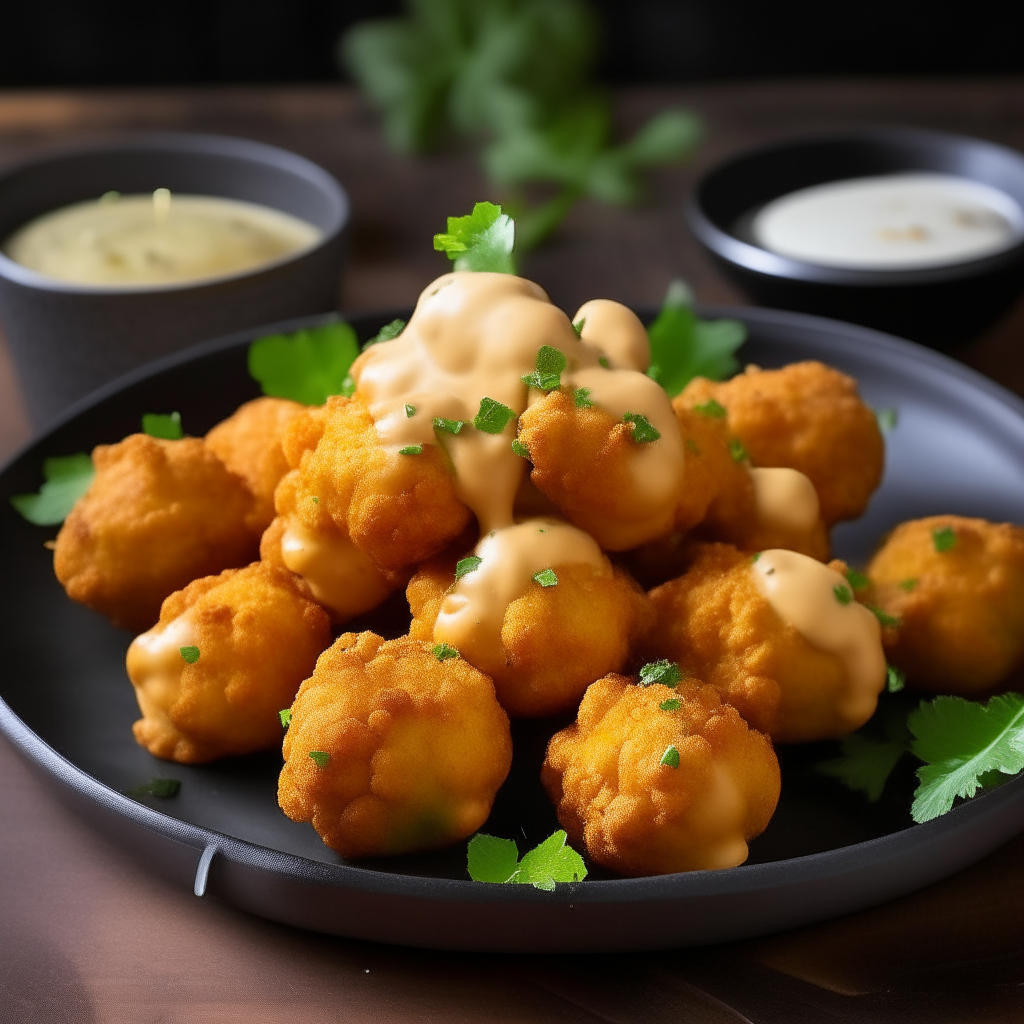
[278,632,512,858]
[866,516,1024,695]
[287,394,472,572]
[126,562,331,763]
[542,674,780,876]
[54,434,259,632]
[679,361,884,525]
[205,396,305,532]
[408,521,650,717]
[645,544,885,742]
[517,387,683,550]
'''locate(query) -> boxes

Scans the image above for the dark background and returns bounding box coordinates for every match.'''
[0,0,1022,87]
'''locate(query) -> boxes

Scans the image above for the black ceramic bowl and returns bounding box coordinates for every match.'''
[0,132,349,430]
[687,128,1024,347]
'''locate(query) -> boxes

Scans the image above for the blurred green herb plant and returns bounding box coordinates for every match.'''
[341,0,700,249]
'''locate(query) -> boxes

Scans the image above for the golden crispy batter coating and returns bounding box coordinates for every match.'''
[680,362,884,525]
[517,389,678,550]
[646,544,884,742]
[542,674,780,876]
[287,395,472,571]
[278,632,512,858]
[408,550,650,717]
[54,434,259,632]
[205,396,305,532]
[126,562,331,763]
[866,516,1024,695]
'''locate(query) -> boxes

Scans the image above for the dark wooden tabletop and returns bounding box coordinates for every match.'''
[2,81,1024,1023]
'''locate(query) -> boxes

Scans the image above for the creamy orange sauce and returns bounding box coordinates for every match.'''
[573,299,651,372]
[751,467,820,534]
[681,761,750,870]
[752,549,885,723]
[433,518,606,677]
[126,613,197,736]
[280,519,394,619]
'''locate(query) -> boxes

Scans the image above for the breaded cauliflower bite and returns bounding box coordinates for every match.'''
[407,520,650,717]
[54,434,259,632]
[278,632,513,858]
[646,544,886,742]
[126,562,331,763]
[205,396,305,532]
[679,361,884,525]
[866,516,1024,695]
[542,673,780,875]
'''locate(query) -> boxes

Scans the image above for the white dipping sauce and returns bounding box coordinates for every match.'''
[752,173,1023,270]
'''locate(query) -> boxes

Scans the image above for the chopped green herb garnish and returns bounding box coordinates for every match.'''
[623,411,660,444]
[685,438,701,456]
[869,605,900,628]
[844,568,870,591]
[693,398,727,419]
[645,280,746,396]
[10,453,95,526]
[340,374,357,398]
[876,407,898,433]
[128,778,181,799]
[179,646,200,664]
[598,356,611,369]
[573,386,593,408]
[660,745,680,769]
[521,345,567,391]
[248,320,360,405]
[474,397,516,434]
[751,551,761,562]
[311,496,319,504]
[364,318,406,347]
[142,411,183,440]
[659,698,682,712]
[933,526,957,552]
[455,555,483,579]
[532,568,558,587]
[433,416,469,435]
[909,693,1024,822]
[432,642,460,661]
[898,578,919,592]
[833,584,853,606]
[467,830,587,889]
[279,709,292,727]
[433,201,516,274]
[398,444,423,455]
[511,438,531,459]
[308,750,331,768]
[404,403,417,418]
[887,665,906,693]
[639,660,683,688]
[572,317,586,337]
[728,438,749,463]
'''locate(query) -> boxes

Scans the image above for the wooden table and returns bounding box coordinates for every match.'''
[2,82,1024,1022]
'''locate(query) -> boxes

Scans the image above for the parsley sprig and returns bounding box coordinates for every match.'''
[142,411,183,440]
[467,830,587,890]
[434,201,516,273]
[248,320,360,405]
[10,453,95,526]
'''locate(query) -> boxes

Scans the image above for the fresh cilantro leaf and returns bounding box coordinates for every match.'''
[898,578,919,592]
[514,830,587,891]
[248,321,360,405]
[532,568,558,587]
[512,438,531,459]
[364,318,406,348]
[179,646,200,664]
[833,584,853,605]
[909,693,1024,823]
[142,411,183,440]
[405,403,417,418]
[455,555,483,579]
[398,444,423,455]
[521,345,567,391]
[466,834,520,884]
[693,398,727,418]
[933,526,957,552]
[572,316,586,337]
[645,280,747,396]
[432,642,460,661]
[433,416,469,435]
[729,438,749,463]
[845,568,870,591]
[10,453,95,526]
[434,201,516,273]
[474,397,516,434]
[639,660,682,688]
[128,778,181,799]
[573,386,593,408]
[308,750,331,768]
[888,665,906,693]
[623,412,660,444]
[876,408,898,433]
[660,745,680,769]
[869,605,901,628]
[659,698,682,712]
[279,709,292,727]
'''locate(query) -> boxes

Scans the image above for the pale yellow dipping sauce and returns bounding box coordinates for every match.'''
[125,613,197,737]
[750,467,820,534]
[4,190,322,287]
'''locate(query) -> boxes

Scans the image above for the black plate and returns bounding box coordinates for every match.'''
[3,307,1024,953]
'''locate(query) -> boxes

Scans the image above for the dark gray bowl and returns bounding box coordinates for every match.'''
[686,128,1024,347]
[0,132,349,430]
